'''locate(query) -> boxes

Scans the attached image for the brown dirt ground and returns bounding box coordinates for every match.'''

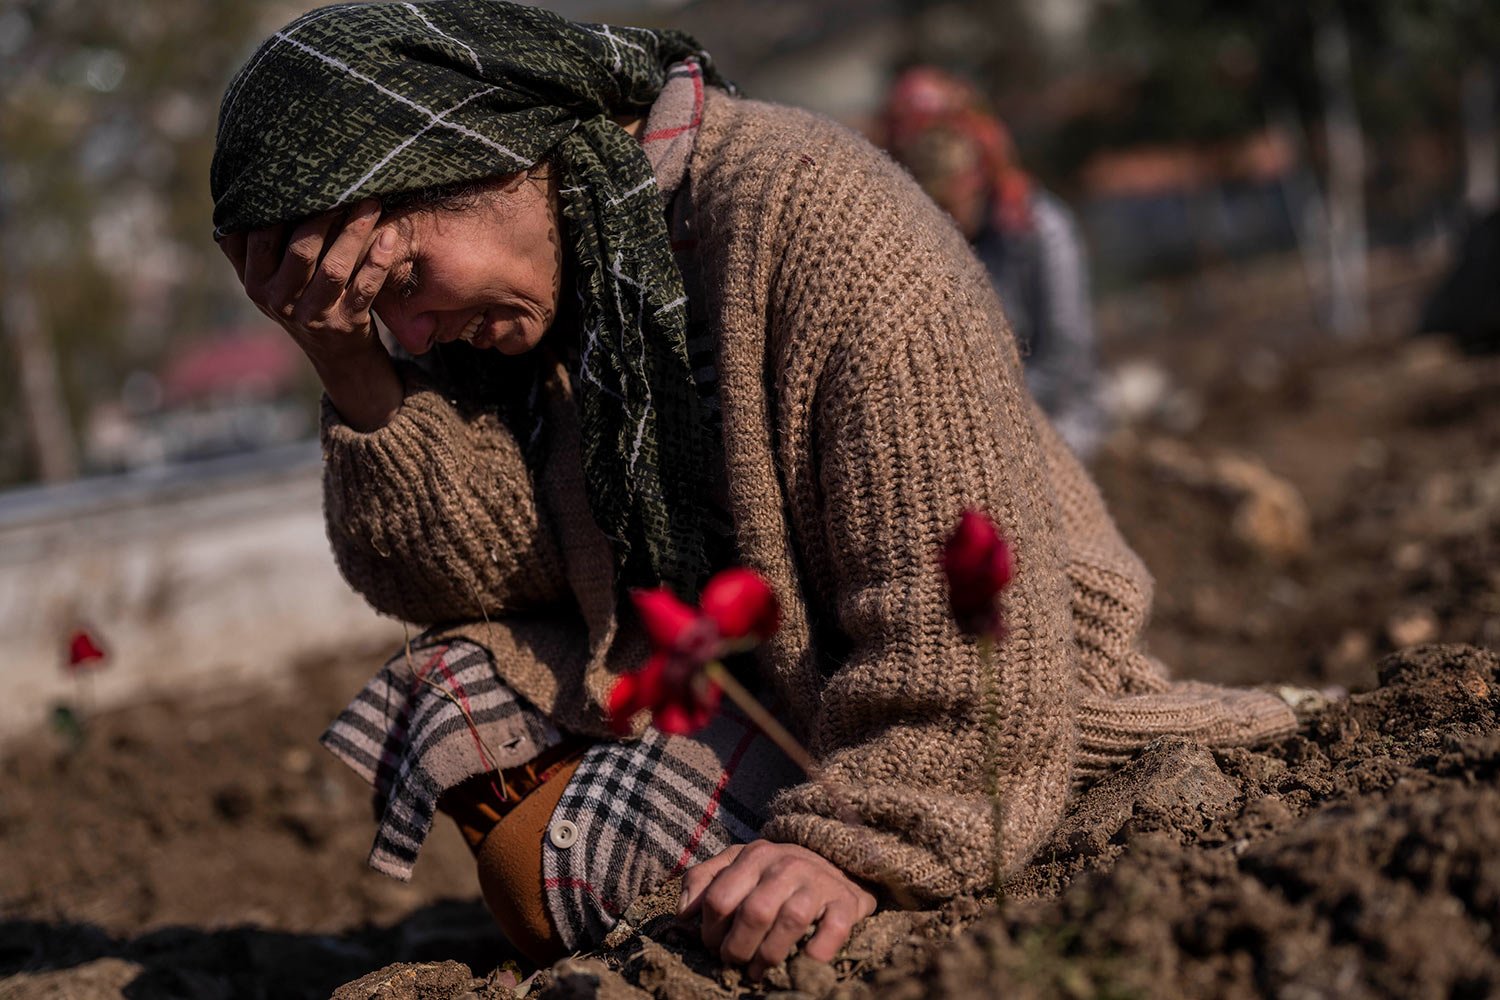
[4,249,1498,999]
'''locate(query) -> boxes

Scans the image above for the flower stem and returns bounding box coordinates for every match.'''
[701,660,817,776]
[977,633,1007,898]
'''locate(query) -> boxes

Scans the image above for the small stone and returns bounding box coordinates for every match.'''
[1459,672,1491,700]
[281,747,313,774]
[1324,629,1371,675]
[1138,439,1309,561]
[1221,458,1310,561]
[1391,541,1427,572]
[1386,608,1440,648]
[1104,360,1172,423]
[1275,685,1340,719]
[789,955,838,997]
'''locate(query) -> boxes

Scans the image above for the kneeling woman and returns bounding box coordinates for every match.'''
[211,0,1294,976]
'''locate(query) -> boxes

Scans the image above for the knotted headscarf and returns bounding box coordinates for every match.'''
[211,0,731,597]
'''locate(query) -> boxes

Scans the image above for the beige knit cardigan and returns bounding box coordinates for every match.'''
[320,90,1295,901]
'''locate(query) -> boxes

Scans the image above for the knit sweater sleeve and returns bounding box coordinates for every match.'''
[319,361,568,624]
[750,132,1078,900]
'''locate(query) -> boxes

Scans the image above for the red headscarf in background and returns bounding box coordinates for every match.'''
[880,66,1034,234]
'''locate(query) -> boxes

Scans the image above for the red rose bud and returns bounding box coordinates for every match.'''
[651,677,722,735]
[629,587,700,650]
[606,650,723,736]
[700,568,781,644]
[66,629,107,673]
[942,508,1014,638]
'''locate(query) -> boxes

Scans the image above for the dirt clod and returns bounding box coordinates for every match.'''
[330,961,483,1000]
[1048,737,1239,861]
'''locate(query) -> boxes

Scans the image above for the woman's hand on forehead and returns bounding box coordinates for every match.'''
[217,198,404,432]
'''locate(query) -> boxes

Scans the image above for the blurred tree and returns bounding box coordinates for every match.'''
[892,0,1048,94]
[1060,0,1500,334]
[0,0,294,485]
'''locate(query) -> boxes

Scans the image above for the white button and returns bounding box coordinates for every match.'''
[548,819,579,849]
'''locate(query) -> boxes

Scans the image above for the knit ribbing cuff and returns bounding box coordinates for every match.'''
[320,363,567,623]
[1074,682,1296,779]
[761,787,990,902]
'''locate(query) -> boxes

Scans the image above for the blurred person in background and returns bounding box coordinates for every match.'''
[211,0,1295,978]
[882,67,1106,459]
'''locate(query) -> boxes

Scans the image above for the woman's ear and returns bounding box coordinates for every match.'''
[495,169,532,194]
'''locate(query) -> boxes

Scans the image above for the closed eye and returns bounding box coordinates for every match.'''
[390,258,420,299]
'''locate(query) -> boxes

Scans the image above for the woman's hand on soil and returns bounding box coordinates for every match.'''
[217,198,402,431]
[679,840,876,981]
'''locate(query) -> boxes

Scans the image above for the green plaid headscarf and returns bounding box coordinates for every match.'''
[211,0,730,597]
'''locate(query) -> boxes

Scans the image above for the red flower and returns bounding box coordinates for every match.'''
[942,508,1014,639]
[66,629,108,674]
[608,569,780,735]
[631,588,704,651]
[700,568,780,646]
[607,651,724,736]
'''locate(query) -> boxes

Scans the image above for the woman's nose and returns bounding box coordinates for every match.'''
[376,305,437,355]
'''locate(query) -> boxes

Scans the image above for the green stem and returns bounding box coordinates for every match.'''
[701,660,817,777]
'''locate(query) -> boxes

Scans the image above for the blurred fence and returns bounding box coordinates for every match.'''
[0,443,402,742]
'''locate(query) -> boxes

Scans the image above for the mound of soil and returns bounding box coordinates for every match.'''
[1093,335,1500,695]
[909,643,1500,1000]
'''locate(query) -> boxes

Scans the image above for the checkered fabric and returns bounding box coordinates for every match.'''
[211,0,734,598]
[321,637,562,880]
[323,636,800,949]
[542,704,803,951]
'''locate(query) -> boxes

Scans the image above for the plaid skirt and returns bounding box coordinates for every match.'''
[321,637,802,951]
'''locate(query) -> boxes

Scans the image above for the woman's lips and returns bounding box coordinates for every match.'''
[432,307,529,351]
[433,312,485,347]
[456,312,483,343]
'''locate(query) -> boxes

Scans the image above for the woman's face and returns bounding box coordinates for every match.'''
[901,129,988,242]
[372,170,564,356]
